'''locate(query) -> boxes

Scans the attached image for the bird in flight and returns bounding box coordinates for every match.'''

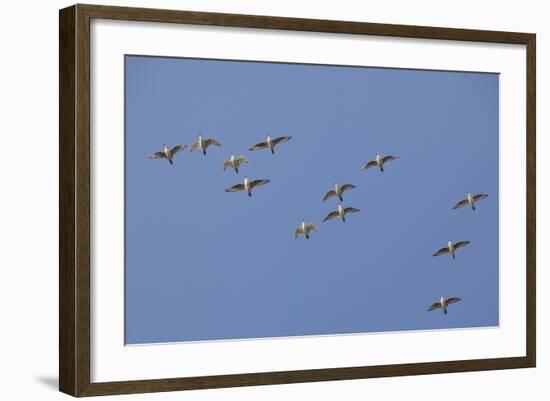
[362,153,398,172]
[148,144,187,165]
[453,192,489,211]
[189,134,222,155]
[323,203,360,223]
[223,154,249,174]
[225,176,270,197]
[323,183,356,202]
[249,135,292,155]
[294,219,319,239]
[433,239,471,259]
[428,295,462,314]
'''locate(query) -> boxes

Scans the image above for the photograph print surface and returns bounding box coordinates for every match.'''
[124,55,499,344]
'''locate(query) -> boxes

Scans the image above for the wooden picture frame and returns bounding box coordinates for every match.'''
[59,3,536,397]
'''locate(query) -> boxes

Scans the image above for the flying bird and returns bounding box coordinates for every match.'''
[323,203,360,223]
[453,192,489,210]
[225,176,270,197]
[189,134,222,155]
[148,144,187,165]
[249,135,292,154]
[428,295,462,314]
[223,154,249,174]
[295,220,319,239]
[323,183,356,202]
[362,153,398,172]
[433,240,471,259]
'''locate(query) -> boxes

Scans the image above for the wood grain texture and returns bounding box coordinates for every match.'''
[78,3,532,43]
[59,5,76,396]
[59,3,536,397]
[75,4,92,397]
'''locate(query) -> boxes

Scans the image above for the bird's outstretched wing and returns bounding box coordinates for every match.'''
[205,138,222,147]
[446,297,461,305]
[170,144,187,155]
[362,160,377,170]
[453,241,470,250]
[453,198,469,209]
[148,151,166,159]
[323,211,340,222]
[237,156,249,164]
[428,302,442,311]
[273,136,292,146]
[433,247,450,257]
[344,207,360,214]
[189,142,199,153]
[340,184,356,193]
[306,224,319,233]
[473,194,488,202]
[294,226,305,239]
[225,184,245,192]
[249,141,268,151]
[323,190,336,202]
[382,155,397,163]
[250,179,270,189]
[223,159,232,171]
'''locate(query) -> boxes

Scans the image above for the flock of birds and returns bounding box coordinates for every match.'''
[427,191,489,315]
[148,133,489,316]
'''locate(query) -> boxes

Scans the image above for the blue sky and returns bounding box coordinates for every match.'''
[125,55,499,344]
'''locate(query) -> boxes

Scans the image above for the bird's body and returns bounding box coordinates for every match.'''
[376,153,382,168]
[295,220,319,239]
[225,176,270,197]
[453,192,489,210]
[323,203,360,223]
[428,295,461,314]
[433,240,471,259]
[362,153,398,172]
[189,134,222,155]
[323,183,356,202]
[148,144,187,165]
[249,135,292,154]
[223,154,249,174]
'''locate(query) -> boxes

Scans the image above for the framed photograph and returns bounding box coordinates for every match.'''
[59,4,536,397]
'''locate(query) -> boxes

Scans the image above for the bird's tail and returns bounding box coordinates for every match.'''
[202,149,206,156]
[235,167,239,174]
[380,165,384,172]
[452,253,455,259]
[271,148,274,155]
[248,191,252,197]
[306,233,309,239]
[169,159,173,165]
[472,205,476,210]
[342,216,346,223]
[444,309,448,315]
